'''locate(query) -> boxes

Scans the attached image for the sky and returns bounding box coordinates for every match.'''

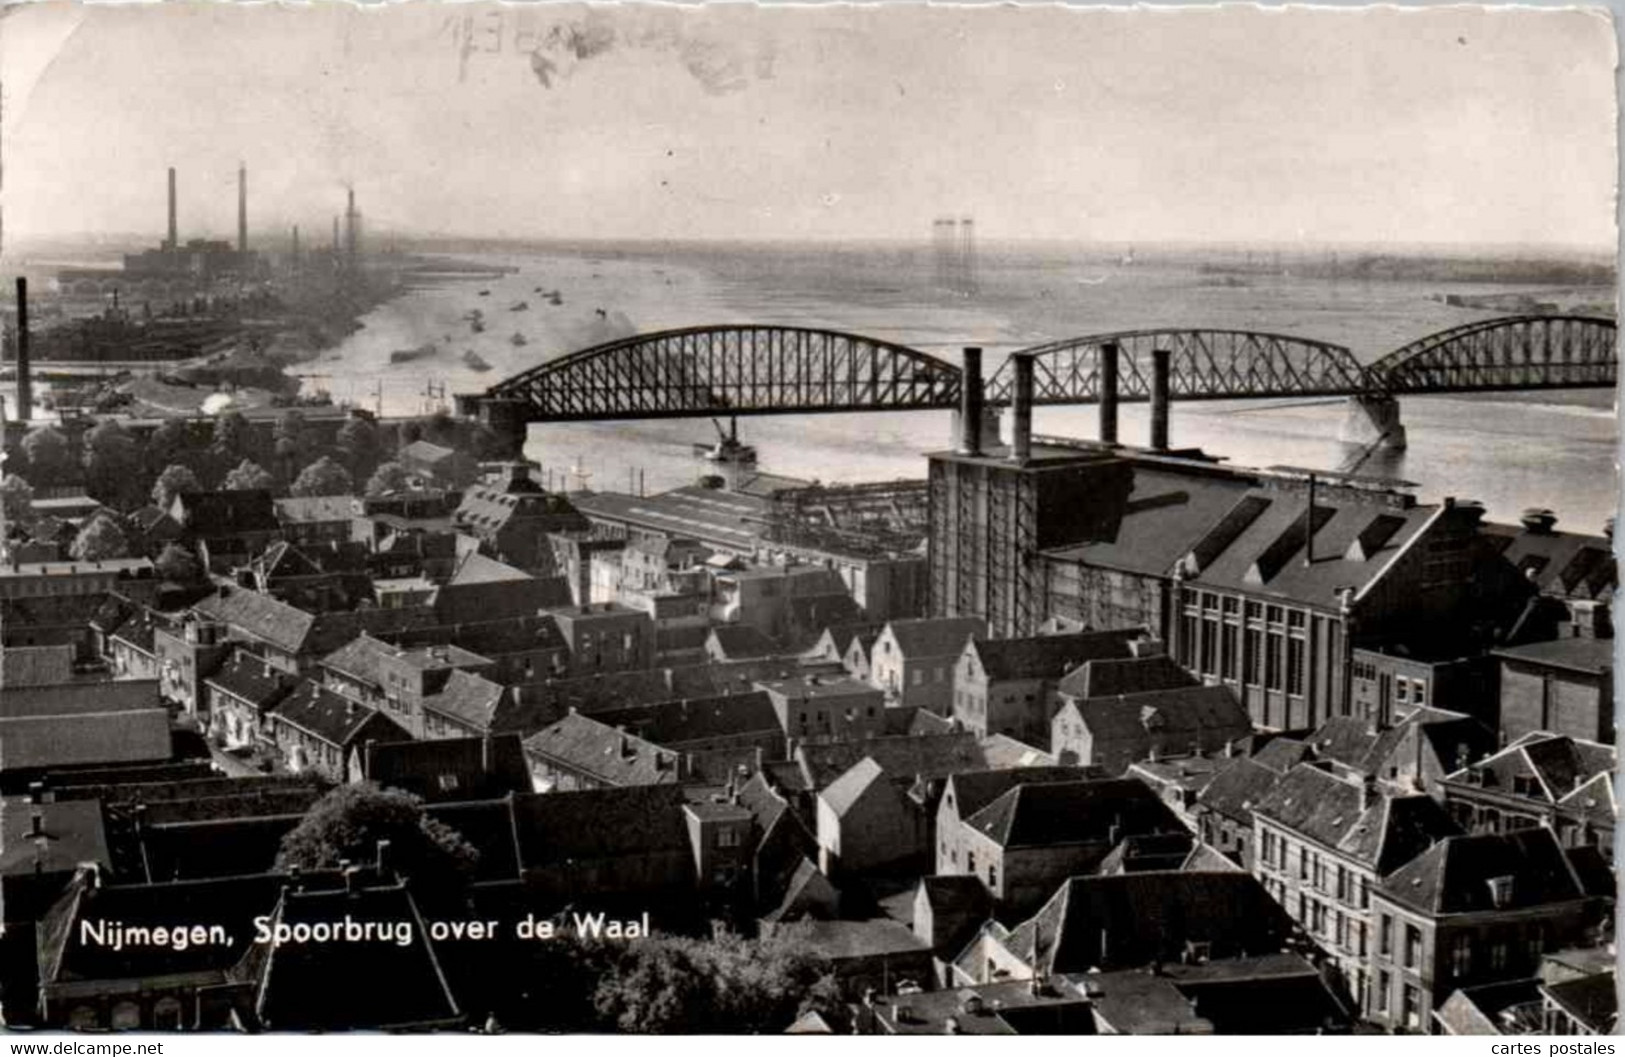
[1,2,1616,249]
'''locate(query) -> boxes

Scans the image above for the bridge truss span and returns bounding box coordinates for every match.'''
[1365,315,1617,394]
[483,325,961,422]
[984,328,1369,405]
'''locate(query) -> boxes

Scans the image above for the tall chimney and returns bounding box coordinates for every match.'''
[167,167,178,251]
[1304,473,1317,566]
[958,346,984,456]
[1010,353,1034,464]
[1149,347,1171,451]
[291,226,300,270]
[333,216,341,254]
[238,163,248,256]
[1099,342,1120,445]
[14,277,31,423]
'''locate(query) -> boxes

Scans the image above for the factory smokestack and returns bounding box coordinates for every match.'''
[958,347,984,457]
[1149,348,1171,451]
[1010,353,1034,464]
[167,168,178,252]
[15,278,31,423]
[238,163,248,255]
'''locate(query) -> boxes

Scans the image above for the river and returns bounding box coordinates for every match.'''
[308,241,1618,534]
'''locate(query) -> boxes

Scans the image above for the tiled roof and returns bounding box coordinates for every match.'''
[819,757,888,818]
[972,630,1147,683]
[1004,871,1296,975]
[1542,972,1618,1034]
[419,670,517,734]
[795,732,987,790]
[523,712,681,787]
[510,785,692,867]
[250,880,460,1030]
[1056,653,1194,700]
[707,624,782,660]
[965,778,1182,849]
[194,587,315,655]
[0,709,171,771]
[271,681,408,748]
[942,767,1102,823]
[1450,733,1616,804]
[1194,758,1282,826]
[39,870,286,987]
[1250,737,1312,774]
[448,551,531,585]
[1492,636,1614,675]
[1185,488,1439,609]
[883,616,986,660]
[1253,764,1460,873]
[363,734,531,802]
[1483,521,1617,601]
[588,691,780,746]
[0,645,74,687]
[1378,827,1584,915]
[274,495,358,524]
[205,650,294,709]
[0,798,110,877]
[1042,465,1254,576]
[978,734,1059,768]
[399,440,459,466]
[1058,685,1252,754]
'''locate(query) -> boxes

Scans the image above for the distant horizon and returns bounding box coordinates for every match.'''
[6,229,1616,265]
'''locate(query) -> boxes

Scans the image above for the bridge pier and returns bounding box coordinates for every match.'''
[1340,394,1407,451]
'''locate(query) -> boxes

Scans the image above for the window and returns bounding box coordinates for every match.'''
[1449,934,1472,979]
[1380,914,1393,956]
[1335,865,1349,903]
[1412,679,1427,707]
[1287,636,1305,697]
[717,827,742,848]
[1221,622,1239,680]
[153,997,183,1031]
[1357,922,1368,957]
[1262,829,1276,867]
[1489,932,1509,972]
[967,852,976,874]
[1402,984,1422,1030]
[1404,924,1422,969]
[1360,877,1371,910]
[989,864,998,889]
[1376,971,1391,1013]
[1298,846,1309,881]
[1265,631,1284,690]
[1245,627,1263,683]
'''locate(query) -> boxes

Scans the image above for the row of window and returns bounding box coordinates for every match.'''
[1258,830,1371,910]
[1179,610,1307,695]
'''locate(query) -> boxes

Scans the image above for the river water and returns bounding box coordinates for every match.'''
[310,242,1618,534]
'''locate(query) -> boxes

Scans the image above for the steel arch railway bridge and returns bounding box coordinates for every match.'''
[458,315,1616,443]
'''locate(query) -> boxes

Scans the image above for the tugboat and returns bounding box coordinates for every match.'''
[462,350,492,372]
[693,416,756,465]
[510,332,528,347]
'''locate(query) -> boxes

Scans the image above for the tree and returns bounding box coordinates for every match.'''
[70,511,130,561]
[0,474,33,524]
[222,458,276,492]
[146,418,192,477]
[211,410,253,464]
[82,420,142,508]
[336,417,381,479]
[154,541,203,584]
[364,461,410,497]
[21,426,74,486]
[151,464,202,511]
[290,456,353,498]
[591,926,839,1034]
[273,409,308,464]
[276,783,478,891]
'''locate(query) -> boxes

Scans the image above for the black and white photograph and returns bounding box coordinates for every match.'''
[0,0,1616,1037]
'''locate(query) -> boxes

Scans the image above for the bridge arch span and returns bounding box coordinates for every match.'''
[984,328,1368,405]
[481,324,961,422]
[1366,315,1616,394]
